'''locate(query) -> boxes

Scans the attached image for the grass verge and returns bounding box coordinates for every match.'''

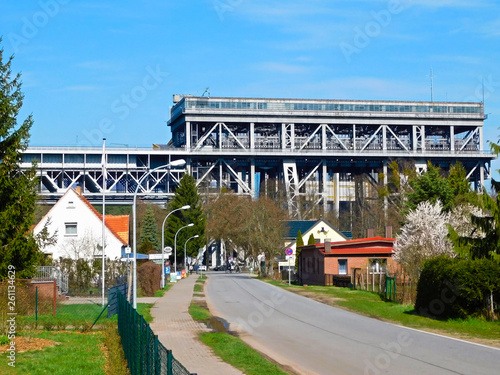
[199,332,288,375]
[193,283,204,293]
[189,302,211,321]
[136,303,154,323]
[265,280,500,344]
[154,282,174,297]
[189,301,289,374]
[103,324,130,375]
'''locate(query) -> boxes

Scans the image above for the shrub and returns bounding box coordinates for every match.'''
[415,256,500,320]
[137,262,161,297]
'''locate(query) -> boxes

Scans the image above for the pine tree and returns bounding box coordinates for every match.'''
[296,230,304,247]
[0,42,41,279]
[307,233,316,245]
[139,205,160,251]
[165,174,206,260]
[294,230,304,271]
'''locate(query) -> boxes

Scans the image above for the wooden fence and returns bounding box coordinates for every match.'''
[349,267,417,304]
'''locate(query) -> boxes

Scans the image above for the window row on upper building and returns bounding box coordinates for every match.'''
[182,99,482,115]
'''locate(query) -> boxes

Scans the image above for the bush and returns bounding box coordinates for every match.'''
[137,262,161,297]
[415,256,500,320]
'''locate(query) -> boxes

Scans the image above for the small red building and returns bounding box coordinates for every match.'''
[297,236,396,286]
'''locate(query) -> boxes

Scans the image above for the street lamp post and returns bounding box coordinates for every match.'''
[161,205,190,288]
[184,235,199,274]
[132,159,186,309]
[174,223,194,274]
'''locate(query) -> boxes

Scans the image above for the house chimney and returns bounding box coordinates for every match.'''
[385,225,393,238]
[324,238,331,253]
[367,228,374,238]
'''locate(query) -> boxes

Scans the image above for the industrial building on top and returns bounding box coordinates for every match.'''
[23,96,494,219]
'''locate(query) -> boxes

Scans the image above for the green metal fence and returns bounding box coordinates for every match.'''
[116,290,195,375]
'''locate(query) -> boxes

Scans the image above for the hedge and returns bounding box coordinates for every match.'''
[415,256,500,320]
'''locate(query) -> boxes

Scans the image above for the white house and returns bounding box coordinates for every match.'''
[33,188,129,260]
[279,219,350,270]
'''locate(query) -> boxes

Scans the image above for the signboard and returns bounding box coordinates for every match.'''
[164,266,170,275]
[170,273,177,283]
[285,248,293,256]
[286,255,294,260]
[149,254,165,260]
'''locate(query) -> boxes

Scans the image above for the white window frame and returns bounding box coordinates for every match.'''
[65,222,78,236]
[338,259,348,275]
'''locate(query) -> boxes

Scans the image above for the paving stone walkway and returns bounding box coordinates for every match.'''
[150,275,243,375]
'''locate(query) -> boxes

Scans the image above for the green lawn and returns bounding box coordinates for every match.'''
[266,280,500,342]
[18,302,153,329]
[0,331,106,375]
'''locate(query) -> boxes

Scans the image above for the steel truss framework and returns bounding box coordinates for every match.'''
[23,97,495,217]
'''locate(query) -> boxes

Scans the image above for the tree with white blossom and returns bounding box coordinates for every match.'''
[394,200,456,281]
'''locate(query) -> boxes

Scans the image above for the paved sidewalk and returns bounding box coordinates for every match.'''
[150,275,243,375]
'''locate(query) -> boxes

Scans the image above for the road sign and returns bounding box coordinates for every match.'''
[286,248,293,256]
[149,254,164,260]
[164,266,170,275]
[286,255,293,260]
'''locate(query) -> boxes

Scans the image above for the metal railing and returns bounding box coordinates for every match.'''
[34,266,69,295]
[115,290,195,375]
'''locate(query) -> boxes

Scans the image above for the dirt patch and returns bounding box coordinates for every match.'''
[0,336,59,353]
[192,299,209,310]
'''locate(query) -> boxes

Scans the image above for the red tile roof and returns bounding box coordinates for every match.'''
[104,215,129,245]
[74,189,129,245]
[302,236,395,256]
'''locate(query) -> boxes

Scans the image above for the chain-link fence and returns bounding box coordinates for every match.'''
[115,290,194,375]
[0,276,126,334]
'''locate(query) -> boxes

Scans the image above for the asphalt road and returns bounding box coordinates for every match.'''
[205,272,500,375]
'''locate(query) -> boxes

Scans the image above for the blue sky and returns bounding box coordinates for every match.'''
[1,0,500,175]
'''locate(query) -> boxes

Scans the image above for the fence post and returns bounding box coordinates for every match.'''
[53,279,57,317]
[167,349,173,375]
[154,335,160,375]
[35,286,38,322]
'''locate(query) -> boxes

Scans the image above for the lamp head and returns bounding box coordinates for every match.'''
[194,235,199,238]
[187,223,194,227]
[169,159,186,167]
[181,205,190,210]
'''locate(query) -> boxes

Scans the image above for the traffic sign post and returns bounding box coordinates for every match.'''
[286,248,293,285]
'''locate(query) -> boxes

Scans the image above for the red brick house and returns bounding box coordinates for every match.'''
[297,236,396,286]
